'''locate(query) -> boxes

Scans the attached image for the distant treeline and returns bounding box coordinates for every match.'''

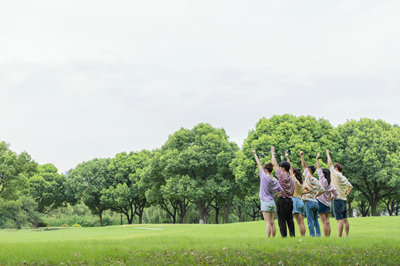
[1,114,399,228]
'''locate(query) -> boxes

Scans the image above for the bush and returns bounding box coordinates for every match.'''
[161,219,170,224]
[72,224,81,227]
[37,222,48,228]
[61,224,69,227]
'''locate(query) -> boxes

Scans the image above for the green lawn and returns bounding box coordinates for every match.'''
[0,216,399,265]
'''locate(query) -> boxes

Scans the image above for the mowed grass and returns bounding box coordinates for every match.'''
[0,216,399,265]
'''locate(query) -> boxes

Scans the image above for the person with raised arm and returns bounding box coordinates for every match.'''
[326,150,353,237]
[300,151,325,237]
[316,153,338,237]
[252,150,283,238]
[285,152,306,236]
[271,146,295,237]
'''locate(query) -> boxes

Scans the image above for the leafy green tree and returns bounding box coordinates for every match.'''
[337,119,400,216]
[0,141,37,199]
[68,158,112,226]
[29,164,68,213]
[231,114,340,205]
[103,150,152,224]
[152,123,238,224]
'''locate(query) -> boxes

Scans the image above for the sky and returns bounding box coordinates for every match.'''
[1,0,399,173]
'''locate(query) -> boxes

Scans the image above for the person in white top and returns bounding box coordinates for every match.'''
[326,150,353,237]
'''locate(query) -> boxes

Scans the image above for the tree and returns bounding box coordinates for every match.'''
[231,114,340,209]
[68,158,112,226]
[337,119,400,216]
[103,150,152,224]
[0,141,37,199]
[29,164,68,214]
[153,123,238,224]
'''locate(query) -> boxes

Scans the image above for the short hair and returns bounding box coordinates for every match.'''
[334,163,343,172]
[263,162,273,174]
[293,168,302,184]
[322,168,331,185]
[279,161,290,172]
[307,165,316,175]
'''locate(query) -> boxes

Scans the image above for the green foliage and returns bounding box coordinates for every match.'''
[102,150,152,224]
[68,158,113,226]
[147,123,238,224]
[71,224,81,227]
[0,141,37,199]
[29,163,68,213]
[337,119,400,216]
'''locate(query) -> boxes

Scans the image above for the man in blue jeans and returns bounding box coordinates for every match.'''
[326,150,353,237]
[300,151,325,237]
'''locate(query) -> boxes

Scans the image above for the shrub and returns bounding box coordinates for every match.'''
[161,219,170,224]
[61,224,69,227]
[72,224,81,227]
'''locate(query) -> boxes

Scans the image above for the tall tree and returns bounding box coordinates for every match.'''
[0,141,37,199]
[152,123,238,224]
[29,164,68,213]
[68,158,112,226]
[103,150,152,224]
[337,119,400,216]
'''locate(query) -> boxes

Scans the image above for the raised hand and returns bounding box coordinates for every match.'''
[316,153,320,159]
[252,150,256,155]
[300,151,304,156]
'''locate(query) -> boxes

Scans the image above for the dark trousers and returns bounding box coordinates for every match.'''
[276,197,295,237]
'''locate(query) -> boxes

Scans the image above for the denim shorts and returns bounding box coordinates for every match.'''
[292,197,305,216]
[333,199,348,220]
[260,200,276,213]
[317,199,331,214]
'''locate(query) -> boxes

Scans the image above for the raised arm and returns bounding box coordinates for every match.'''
[300,151,307,171]
[316,153,321,169]
[252,150,263,171]
[326,150,333,168]
[285,152,294,177]
[271,146,279,171]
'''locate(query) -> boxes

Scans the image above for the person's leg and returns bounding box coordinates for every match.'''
[285,198,295,237]
[313,202,321,237]
[294,213,306,236]
[305,201,315,236]
[262,211,271,238]
[319,213,330,237]
[276,198,287,237]
[267,212,276,237]
[343,218,350,237]
[333,199,344,237]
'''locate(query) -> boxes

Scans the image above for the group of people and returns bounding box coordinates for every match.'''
[253,147,353,238]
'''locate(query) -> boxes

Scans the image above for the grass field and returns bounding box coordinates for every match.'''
[0,216,399,265]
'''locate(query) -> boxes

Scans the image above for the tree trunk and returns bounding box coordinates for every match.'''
[347,200,353,218]
[99,210,103,226]
[370,201,378,216]
[199,203,206,224]
[215,208,219,224]
[223,198,233,223]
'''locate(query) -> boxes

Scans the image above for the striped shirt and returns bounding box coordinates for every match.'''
[276,169,295,198]
[316,168,338,207]
[302,169,324,202]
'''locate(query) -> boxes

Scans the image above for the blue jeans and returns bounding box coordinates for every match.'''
[305,200,321,237]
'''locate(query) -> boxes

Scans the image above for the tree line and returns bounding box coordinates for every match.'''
[1,115,399,228]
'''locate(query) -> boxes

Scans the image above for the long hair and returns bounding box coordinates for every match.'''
[293,168,302,184]
[322,168,331,185]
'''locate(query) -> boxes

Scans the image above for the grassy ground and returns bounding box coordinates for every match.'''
[0,216,399,265]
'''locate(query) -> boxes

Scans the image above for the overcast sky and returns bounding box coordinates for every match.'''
[1,0,399,173]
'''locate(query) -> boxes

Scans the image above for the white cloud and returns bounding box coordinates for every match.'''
[0,0,399,172]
